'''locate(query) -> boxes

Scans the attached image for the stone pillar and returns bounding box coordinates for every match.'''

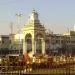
[23,39,27,55]
[34,40,36,53]
[32,38,35,55]
[41,38,45,54]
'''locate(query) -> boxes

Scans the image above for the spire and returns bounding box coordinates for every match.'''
[29,10,39,21]
[25,10,42,27]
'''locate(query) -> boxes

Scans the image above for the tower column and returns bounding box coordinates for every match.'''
[34,40,36,54]
[32,38,35,55]
[41,38,45,54]
[23,39,27,54]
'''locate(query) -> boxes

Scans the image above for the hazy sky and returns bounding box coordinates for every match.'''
[0,0,75,34]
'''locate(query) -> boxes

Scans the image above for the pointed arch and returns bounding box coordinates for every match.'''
[25,33,32,53]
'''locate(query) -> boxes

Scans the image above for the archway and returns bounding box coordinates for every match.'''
[45,39,50,54]
[36,33,43,54]
[25,33,32,53]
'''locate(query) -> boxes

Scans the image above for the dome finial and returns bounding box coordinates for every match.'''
[32,9,37,13]
[33,9,35,11]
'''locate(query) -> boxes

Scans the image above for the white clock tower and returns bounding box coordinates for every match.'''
[23,10,45,55]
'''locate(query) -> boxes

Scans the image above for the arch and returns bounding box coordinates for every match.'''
[25,33,32,39]
[45,39,50,54]
[35,33,44,54]
[25,33,32,53]
[36,33,43,38]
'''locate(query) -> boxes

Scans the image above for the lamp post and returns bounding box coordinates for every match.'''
[16,13,22,56]
[16,12,22,75]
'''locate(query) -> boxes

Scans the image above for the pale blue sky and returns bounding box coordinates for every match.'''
[0,0,75,34]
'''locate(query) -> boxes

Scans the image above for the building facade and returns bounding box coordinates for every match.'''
[12,10,75,56]
[2,10,75,56]
[22,10,46,55]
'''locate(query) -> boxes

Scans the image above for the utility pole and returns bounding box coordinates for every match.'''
[16,12,22,75]
[10,22,13,35]
[16,12,22,56]
[10,22,13,50]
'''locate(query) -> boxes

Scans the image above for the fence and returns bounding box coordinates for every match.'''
[0,63,75,74]
[0,56,75,75]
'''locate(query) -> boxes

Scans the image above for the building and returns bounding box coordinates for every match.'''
[13,10,75,56]
[1,10,75,56]
[0,35,10,56]
[63,26,75,55]
[22,10,46,55]
[0,35,10,49]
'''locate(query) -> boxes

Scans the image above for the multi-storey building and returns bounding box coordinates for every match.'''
[63,27,75,55]
[0,35,10,49]
[0,35,10,56]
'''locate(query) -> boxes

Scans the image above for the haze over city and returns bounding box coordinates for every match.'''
[0,0,75,34]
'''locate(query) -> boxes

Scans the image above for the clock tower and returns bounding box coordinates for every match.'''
[23,10,45,55]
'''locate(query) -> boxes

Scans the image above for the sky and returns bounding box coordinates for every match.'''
[0,0,75,35]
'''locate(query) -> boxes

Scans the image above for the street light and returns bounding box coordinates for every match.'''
[16,12,22,56]
[16,12,22,75]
